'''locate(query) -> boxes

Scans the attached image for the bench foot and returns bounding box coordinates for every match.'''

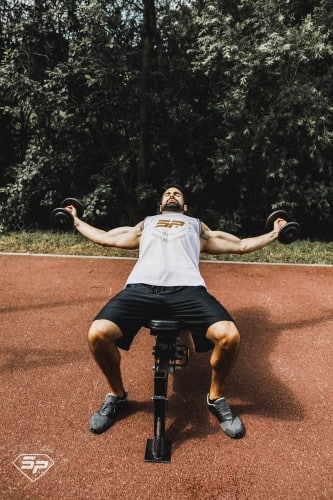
[144,438,172,463]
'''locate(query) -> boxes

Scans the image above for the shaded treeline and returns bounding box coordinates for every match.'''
[0,0,332,238]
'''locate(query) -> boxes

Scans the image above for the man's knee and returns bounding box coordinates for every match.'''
[206,321,240,349]
[87,319,123,347]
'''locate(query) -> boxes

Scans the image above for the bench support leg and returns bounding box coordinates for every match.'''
[144,366,172,463]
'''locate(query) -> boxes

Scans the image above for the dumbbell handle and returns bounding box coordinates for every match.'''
[265,210,301,244]
[61,198,84,218]
[265,210,289,230]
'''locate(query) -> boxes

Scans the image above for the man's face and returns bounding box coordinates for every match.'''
[160,187,187,213]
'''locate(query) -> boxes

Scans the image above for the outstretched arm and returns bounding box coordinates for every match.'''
[200,218,285,255]
[66,205,142,249]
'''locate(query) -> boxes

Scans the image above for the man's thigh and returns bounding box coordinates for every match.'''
[167,287,233,327]
[93,286,161,350]
[166,287,234,351]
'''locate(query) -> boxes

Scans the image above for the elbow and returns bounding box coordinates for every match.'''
[237,242,250,255]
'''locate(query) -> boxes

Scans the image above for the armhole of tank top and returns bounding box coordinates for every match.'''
[142,216,150,230]
[198,219,203,235]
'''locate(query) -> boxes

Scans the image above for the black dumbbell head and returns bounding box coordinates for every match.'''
[278,221,301,244]
[51,208,74,230]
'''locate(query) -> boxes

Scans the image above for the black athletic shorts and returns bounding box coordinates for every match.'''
[94,284,234,353]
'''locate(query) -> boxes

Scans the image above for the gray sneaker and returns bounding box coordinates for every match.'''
[207,394,244,439]
[90,391,128,434]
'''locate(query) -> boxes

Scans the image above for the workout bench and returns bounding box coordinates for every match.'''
[144,319,189,463]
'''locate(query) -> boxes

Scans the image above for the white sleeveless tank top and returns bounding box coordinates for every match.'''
[126,213,206,287]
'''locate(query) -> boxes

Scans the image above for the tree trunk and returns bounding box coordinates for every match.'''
[137,0,157,207]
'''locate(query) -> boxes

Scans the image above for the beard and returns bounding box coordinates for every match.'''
[161,200,183,212]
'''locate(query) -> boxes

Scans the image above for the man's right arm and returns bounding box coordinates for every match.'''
[67,205,142,249]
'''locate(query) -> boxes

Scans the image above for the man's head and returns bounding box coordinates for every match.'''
[160,185,188,214]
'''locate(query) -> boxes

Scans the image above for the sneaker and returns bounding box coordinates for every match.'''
[207,394,244,439]
[89,391,128,434]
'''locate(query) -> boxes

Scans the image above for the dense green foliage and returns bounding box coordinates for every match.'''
[0,0,332,238]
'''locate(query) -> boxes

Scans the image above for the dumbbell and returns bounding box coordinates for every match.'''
[265,210,301,244]
[52,198,84,230]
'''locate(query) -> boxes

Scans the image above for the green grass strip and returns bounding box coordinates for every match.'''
[0,231,332,265]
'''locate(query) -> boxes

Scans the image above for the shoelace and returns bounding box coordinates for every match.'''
[215,399,233,421]
[99,397,118,416]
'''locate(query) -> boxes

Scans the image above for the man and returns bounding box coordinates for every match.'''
[66,186,285,439]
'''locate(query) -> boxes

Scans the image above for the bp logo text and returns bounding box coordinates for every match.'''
[13,454,54,482]
[156,219,185,229]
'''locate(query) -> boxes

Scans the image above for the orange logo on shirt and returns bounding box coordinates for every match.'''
[156,219,185,229]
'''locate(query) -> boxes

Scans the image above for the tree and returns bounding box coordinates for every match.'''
[190,0,333,237]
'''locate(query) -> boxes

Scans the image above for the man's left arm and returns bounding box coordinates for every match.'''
[200,219,285,255]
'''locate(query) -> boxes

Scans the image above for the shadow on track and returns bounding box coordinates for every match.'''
[161,305,333,450]
[0,296,105,315]
[0,347,86,373]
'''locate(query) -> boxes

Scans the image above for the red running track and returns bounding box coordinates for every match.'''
[1,254,332,499]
